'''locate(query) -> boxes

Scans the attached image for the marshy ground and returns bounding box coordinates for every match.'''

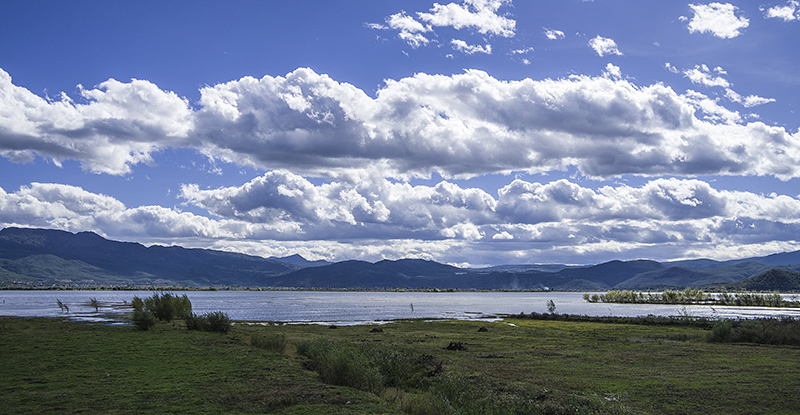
[2,315,799,414]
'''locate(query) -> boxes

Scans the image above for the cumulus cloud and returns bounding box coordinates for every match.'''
[683,64,730,88]
[451,39,492,54]
[686,3,749,38]
[179,170,497,240]
[602,63,622,79]
[588,36,622,57]
[385,12,432,48]
[177,172,800,260]
[3,67,800,181]
[0,69,192,174]
[371,0,515,48]
[664,63,679,74]
[193,68,800,180]
[417,0,515,37]
[678,64,775,108]
[763,0,800,21]
[724,89,776,108]
[4,176,800,264]
[543,28,565,40]
[0,182,229,240]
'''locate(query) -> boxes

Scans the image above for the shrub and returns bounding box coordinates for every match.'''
[184,311,232,334]
[133,292,192,322]
[296,338,383,394]
[706,318,800,346]
[131,296,144,311]
[707,320,732,342]
[295,339,423,394]
[251,333,287,354]
[183,312,202,331]
[204,311,232,333]
[546,299,557,314]
[131,309,156,331]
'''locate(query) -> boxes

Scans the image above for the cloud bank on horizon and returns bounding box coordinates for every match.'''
[1,1,799,266]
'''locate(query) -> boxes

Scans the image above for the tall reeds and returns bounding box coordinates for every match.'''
[707,318,800,346]
[584,289,795,307]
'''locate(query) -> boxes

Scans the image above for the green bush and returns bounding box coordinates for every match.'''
[133,292,192,322]
[131,296,144,311]
[707,318,800,346]
[131,309,156,331]
[204,311,232,333]
[707,320,732,342]
[296,339,419,395]
[184,311,232,334]
[296,339,383,394]
[183,312,202,331]
[251,333,287,354]
[295,338,629,414]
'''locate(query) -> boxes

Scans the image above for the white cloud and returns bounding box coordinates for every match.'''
[176,173,800,259]
[386,12,430,34]
[4,176,800,265]
[386,12,432,48]
[763,0,800,21]
[180,170,497,240]
[0,182,230,240]
[665,62,679,73]
[724,89,776,107]
[682,89,741,123]
[451,39,492,54]
[510,47,534,55]
[683,64,731,88]
[602,63,622,79]
[4,67,800,181]
[417,0,516,37]
[588,36,622,57]
[687,3,749,38]
[0,68,192,175]
[543,28,565,40]
[678,64,776,108]
[372,0,515,48]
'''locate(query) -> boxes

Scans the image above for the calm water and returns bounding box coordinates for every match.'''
[1,290,799,324]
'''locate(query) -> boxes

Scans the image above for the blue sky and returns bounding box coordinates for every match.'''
[1,0,799,266]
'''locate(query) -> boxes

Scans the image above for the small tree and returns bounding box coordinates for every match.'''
[131,309,156,331]
[131,296,144,311]
[546,299,557,314]
[56,299,69,313]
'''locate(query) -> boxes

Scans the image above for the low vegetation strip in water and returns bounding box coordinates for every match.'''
[583,289,799,307]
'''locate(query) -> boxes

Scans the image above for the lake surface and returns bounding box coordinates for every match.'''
[1,290,799,324]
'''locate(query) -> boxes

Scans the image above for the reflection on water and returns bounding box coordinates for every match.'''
[1,290,799,324]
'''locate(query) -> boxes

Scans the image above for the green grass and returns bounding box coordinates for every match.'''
[2,316,800,414]
[0,317,392,414]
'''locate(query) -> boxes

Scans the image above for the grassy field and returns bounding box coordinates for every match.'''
[2,315,799,414]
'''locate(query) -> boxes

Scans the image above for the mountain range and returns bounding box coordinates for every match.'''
[1,227,799,291]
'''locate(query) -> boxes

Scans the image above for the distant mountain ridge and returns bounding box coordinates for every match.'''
[0,227,300,287]
[2,227,800,291]
[269,254,332,268]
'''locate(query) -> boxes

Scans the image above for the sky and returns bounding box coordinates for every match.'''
[1,1,800,267]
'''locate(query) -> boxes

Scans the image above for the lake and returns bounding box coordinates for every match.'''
[1,290,799,324]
